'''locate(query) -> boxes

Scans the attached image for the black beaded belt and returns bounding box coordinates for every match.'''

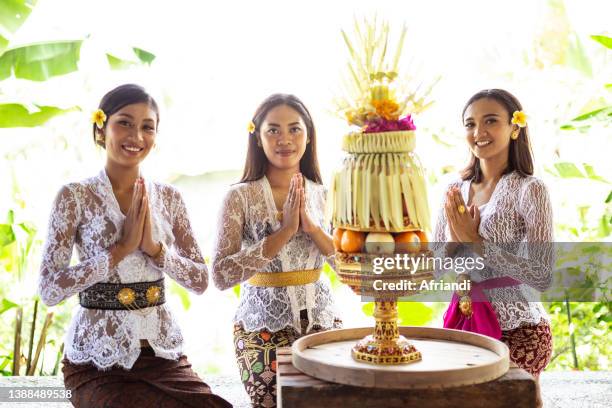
[79,278,165,310]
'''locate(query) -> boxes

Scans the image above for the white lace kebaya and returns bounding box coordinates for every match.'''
[211,176,338,334]
[38,169,207,370]
[432,172,554,331]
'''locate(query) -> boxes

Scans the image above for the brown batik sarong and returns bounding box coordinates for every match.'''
[233,310,343,408]
[62,347,232,408]
[501,319,553,378]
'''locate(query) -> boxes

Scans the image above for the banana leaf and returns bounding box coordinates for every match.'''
[0,103,78,128]
[0,40,83,81]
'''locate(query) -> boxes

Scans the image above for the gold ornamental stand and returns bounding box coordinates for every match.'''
[334,251,433,365]
[351,300,421,364]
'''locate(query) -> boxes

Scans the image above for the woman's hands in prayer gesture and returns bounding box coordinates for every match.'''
[445,187,483,244]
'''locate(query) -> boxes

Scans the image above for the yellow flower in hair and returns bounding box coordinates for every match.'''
[247,121,256,135]
[91,109,107,129]
[511,110,527,128]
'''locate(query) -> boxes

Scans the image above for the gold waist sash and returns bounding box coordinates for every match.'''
[247,269,322,287]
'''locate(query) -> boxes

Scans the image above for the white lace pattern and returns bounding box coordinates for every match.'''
[432,172,554,330]
[38,169,207,370]
[211,176,338,333]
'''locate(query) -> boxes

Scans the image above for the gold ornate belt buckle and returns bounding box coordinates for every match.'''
[146,285,162,304]
[117,288,136,306]
[459,295,473,318]
[116,284,162,311]
[455,274,472,318]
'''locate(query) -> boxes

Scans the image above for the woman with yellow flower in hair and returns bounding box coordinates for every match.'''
[432,89,554,382]
[38,84,230,407]
[211,93,341,407]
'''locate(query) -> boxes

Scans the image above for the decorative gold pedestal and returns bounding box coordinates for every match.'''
[335,253,432,365]
[352,300,421,365]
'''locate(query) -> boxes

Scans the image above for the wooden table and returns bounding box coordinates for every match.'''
[277,347,539,408]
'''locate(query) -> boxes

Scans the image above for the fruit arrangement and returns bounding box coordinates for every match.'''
[333,228,428,255]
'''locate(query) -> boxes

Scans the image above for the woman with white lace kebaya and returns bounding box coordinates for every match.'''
[37,84,230,407]
[433,89,554,379]
[211,94,341,407]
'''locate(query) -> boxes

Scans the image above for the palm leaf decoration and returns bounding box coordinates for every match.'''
[335,17,437,128]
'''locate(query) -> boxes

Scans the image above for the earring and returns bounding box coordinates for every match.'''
[306,138,311,144]
[511,129,519,140]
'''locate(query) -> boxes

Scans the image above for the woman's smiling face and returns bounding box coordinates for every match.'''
[102,102,158,168]
[259,104,308,171]
[463,97,516,162]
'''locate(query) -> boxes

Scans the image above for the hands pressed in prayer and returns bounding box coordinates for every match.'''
[445,187,483,244]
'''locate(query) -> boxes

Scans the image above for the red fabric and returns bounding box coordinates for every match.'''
[501,320,553,377]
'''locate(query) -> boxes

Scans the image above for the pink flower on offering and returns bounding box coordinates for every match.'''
[398,114,416,130]
[363,115,416,133]
[363,120,383,133]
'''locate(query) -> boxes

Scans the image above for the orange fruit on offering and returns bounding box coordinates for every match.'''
[415,230,428,251]
[394,231,421,254]
[333,228,345,251]
[341,230,366,253]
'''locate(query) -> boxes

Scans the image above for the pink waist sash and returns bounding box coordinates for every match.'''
[443,277,521,339]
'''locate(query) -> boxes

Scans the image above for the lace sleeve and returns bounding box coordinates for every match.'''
[325,233,337,272]
[430,180,459,278]
[211,187,273,291]
[432,190,448,243]
[482,179,554,291]
[153,187,208,294]
[319,184,336,270]
[38,185,110,306]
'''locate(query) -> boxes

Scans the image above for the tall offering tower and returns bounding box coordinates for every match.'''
[330,19,437,365]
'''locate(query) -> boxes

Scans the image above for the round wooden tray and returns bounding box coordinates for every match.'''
[292,326,509,389]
